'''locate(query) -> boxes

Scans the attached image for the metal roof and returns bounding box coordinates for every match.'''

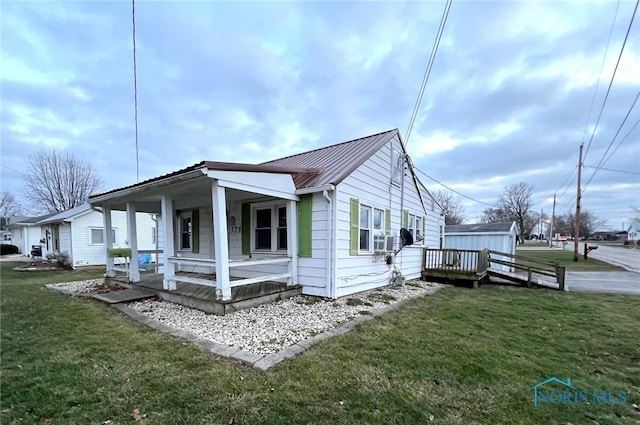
[446,222,516,234]
[262,129,399,188]
[89,129,400,200]
[38,204,93,224]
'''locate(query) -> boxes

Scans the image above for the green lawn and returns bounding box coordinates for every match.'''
[516,249,625,271]
[1,262,639,424]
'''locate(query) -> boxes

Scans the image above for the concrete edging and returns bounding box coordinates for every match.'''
[110,285,445,371]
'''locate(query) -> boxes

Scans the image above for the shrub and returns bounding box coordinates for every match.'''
[1,244,19,255]
[46,252,73,270]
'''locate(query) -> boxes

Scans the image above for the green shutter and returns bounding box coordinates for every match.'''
[350,198,359,256]
[241,203,250,255]
[385,209,391,235]
[403,210,409,228]
[191,209,199,253]
[422,215,426,244]
[298,194,312,257]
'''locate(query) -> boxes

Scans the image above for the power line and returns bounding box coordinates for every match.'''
[583,165,640,176]
[602,118,640,166]
[582,0,638,163]
[583,90,640,192]
[404,0,453,147]
[411,163,496,207]
[132,0,140,182]
[1,163,28,177]
[529,166,577,206]
[580,0,621,158]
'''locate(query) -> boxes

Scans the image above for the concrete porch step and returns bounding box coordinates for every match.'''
[92,287,157,304]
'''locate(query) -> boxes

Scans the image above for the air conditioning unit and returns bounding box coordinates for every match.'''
[385,235,395,252]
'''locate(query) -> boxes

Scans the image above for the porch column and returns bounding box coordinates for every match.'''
[287,199,298,286]
[126,202,140,282]
[161,194,176,290]
[103,205,115,277]
[211,180,230,300]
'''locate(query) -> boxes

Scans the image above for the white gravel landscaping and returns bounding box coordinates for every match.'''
[128,280,444,356]
[47,279,105,295]
[47,278,445,357]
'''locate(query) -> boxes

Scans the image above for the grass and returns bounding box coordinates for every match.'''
[516,249,625,272]
[2,262,639,424]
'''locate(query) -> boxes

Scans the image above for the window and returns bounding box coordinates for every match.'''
[253,204,288,252]
[277,206,287,250]
[180,212,192,250]
[373,208,385,251]
[359,205,371,251]
[415,216,423,242]
[90,228,116,245]
[405,212,425,245]
[391,147,403,184]
[255,208,272,250]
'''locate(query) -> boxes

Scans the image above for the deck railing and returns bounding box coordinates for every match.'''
[422,248,489,275]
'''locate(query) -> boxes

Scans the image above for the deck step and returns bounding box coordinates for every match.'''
[91,287,157,304]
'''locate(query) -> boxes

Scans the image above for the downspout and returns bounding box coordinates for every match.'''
[322,189,333,298]
[150,213,159,273]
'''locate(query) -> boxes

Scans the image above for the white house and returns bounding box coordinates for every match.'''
[8,204,157,266]
[444,222,517,272]
[88,129,444,300]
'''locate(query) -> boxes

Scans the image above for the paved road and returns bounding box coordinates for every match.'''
[566,271,640,296]
[585,245,640,273]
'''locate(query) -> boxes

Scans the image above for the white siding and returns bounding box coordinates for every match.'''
[59,224,72,254]
[70,210,156,266]
[10,227,25,254]
[444,231,517,272]
[334,135,440,297]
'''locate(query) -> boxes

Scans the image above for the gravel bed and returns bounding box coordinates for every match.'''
[128,280,444,356]
[48,279,105,295]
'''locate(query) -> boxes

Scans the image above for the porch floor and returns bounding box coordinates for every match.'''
[110,272,302,315]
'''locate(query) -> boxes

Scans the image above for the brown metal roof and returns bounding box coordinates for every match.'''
[262,128,399,188]
[89,129,400,200]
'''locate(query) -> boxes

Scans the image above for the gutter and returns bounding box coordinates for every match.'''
[88,169,205,205]
[295,184,336,195]
[321,187,335,298]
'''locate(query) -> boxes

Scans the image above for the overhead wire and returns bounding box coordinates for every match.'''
[583,165,640,176]
[132,0,140,182]
[404,0,453,147]
[582,90,640,192]
[601,118,640,166]
[582,0,638,163]
[580,0,621,160]
[411,162,496,207]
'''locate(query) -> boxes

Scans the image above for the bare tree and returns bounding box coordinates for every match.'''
[23,150,103,213]
[0,192,22,229]
[497,182,534,242]
[479,207,510,224]
[565,210,606,238]
[432,189,465,225]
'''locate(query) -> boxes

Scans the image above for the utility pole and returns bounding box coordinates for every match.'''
[573,144,583,262]
[549,194,556,248]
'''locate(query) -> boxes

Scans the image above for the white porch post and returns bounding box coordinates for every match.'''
[287,199,298,286]
[161,194,176,290]
[103,205,115,277]
[211,180,230,300]
[126,202,140,282]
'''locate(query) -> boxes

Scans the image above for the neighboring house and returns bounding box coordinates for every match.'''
[627,221,640,243]
[444,222,517,272]
[7,204,157,266]
[88,128,444,299]
[1,229,12,244]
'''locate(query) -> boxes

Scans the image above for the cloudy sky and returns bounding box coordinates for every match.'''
[1,0,639,228]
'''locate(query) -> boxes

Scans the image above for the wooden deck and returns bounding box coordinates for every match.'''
[421,248,565,290]
[110,272,302,315]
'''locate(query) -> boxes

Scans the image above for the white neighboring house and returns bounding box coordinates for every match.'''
[7,204,157,266]
[88,128,445,299]
[444,222,518,272]
[627,220,640,243]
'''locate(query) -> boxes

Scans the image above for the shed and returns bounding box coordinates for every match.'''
[444,222,517,272]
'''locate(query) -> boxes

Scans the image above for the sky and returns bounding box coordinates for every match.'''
[1,0,639,229]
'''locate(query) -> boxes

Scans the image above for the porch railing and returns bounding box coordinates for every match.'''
[166,256,292,290]
[422,248,489,275]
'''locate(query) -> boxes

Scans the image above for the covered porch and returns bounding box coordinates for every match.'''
[89,162,314,309]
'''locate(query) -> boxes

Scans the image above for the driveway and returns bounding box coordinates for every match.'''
[585,244,640,273]
[566,271,640,295]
